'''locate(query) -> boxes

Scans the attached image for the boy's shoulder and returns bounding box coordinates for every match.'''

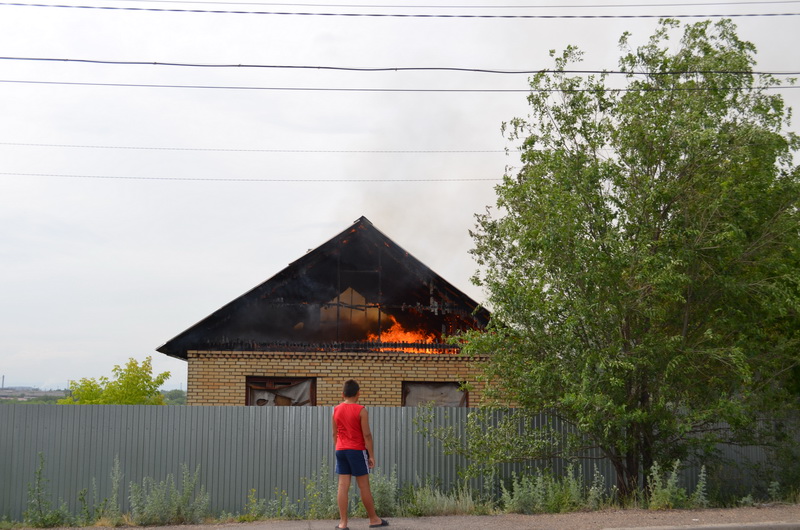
[334,402,365,412]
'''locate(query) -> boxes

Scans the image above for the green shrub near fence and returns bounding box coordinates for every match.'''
[128,464,210,525]
[14,453,798,528]
[500,464,608,514]
[23,454,72,528]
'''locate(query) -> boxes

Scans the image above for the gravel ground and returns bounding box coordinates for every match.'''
[44,504,797,530]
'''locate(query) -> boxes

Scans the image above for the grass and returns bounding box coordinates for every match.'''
[10,456,798,527]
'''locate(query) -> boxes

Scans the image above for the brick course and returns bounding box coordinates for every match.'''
[187,350,489,406]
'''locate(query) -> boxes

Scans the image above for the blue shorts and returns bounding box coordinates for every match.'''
[335,449,370,477]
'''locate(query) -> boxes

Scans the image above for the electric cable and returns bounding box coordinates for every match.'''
[89,0,800,8]
[2,56,799,77]
[0,142,505,152]
[0,2,798,18]
[0,171,504,182]
[0,78,796,92]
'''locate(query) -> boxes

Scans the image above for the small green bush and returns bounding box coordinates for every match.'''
[0,516,19,530]
[648,461,688,510]
[768,481,781,502]
[128,464,209,525]
[263,489,301,519]
[586,465,608,510]
[369,467,399,517]
[690,466,710,508]
[23,454,73,528]
[237,489,267,522]
[227,487,301,522]
[303,461,339,519]
[500,465,606,514]
[501,472,544,514]
[76,479,108,526]
[648,461,710,510]
[105,456,124,526]
[399,482,476,516]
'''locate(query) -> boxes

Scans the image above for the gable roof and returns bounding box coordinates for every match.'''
[157,216,489,360]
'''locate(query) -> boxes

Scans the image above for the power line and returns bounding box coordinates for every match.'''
[1,2,798,18]
[1,78,797,92]
[0,79,530,91]
[95,0,800,8]
[2,56,799,76]
[0,171,502,182]
[0,141,506,153]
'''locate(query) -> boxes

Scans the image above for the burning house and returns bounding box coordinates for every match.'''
[157,216,490,407]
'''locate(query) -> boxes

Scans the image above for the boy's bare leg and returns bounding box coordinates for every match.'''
[355,474,383,525]
[337,474,351,529]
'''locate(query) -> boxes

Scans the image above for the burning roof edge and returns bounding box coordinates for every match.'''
[156,216,489,360]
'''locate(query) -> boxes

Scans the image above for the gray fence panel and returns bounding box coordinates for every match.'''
[0,404,780,521]
[0,405,493,520]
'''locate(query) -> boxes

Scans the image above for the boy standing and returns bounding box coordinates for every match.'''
[332,379,389,529]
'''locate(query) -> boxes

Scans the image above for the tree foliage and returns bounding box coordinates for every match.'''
[161,389,187,405]
[58,356,170,405]
[462,19,800,496]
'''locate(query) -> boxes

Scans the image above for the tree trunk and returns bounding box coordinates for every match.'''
[625,448,640,496]
[610,457,632,498]
[641,423,654,495]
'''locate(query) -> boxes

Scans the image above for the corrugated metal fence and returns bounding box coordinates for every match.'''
[0,405,771,521]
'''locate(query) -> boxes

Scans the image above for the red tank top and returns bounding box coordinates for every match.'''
[333,403,366,450]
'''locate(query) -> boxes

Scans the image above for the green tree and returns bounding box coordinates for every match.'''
[59,357,170,405]
[161,389,187,405]
[462,19,800,497]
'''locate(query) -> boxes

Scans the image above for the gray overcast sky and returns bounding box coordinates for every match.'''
[1,1,798,390]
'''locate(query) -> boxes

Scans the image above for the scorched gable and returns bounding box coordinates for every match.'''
[157,216,492,407]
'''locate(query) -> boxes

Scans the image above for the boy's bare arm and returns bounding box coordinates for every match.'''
[332,413,338,446]
[360,408,375,468]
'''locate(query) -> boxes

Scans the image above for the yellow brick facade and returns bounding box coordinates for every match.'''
[187,350,489,406]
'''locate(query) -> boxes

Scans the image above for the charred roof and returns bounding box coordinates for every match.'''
[157,216,490,360]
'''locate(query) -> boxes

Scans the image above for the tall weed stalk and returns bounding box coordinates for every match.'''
[501,464,606,514]
[398,482,476,516]
[128,464,209,525]
[303,461,339,519]
[648,461,709,510]
[23,453,73,528]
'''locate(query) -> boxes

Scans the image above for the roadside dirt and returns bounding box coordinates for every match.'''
[23,504,800,530]
[482,504,800,528]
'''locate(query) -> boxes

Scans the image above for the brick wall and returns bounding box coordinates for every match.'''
[187,350,490,406]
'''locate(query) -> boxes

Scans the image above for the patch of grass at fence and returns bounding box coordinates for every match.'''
[15,455,798,527]
[398,482,483,516]
[19,454,210,528]
[302,460,339,519]
[23,454,73,528]
[234,487,300,522]
[128,464,210,525]
[648,461,709,510]
[500,464,609,514]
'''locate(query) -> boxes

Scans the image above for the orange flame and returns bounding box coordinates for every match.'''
[368,314,435,343]
[365,314,452,353]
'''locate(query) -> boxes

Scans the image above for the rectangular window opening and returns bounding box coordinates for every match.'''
[402,381,467,407]
[246,377,316,406]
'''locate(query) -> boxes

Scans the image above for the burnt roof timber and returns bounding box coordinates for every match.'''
[156,216,489,360]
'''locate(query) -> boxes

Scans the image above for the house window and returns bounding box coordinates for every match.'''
[246,377,316,406]
[402,382,467,407]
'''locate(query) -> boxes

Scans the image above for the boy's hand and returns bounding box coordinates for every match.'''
[368,457,375,469]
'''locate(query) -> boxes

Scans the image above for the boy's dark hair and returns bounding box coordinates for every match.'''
[343,379,360,398]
